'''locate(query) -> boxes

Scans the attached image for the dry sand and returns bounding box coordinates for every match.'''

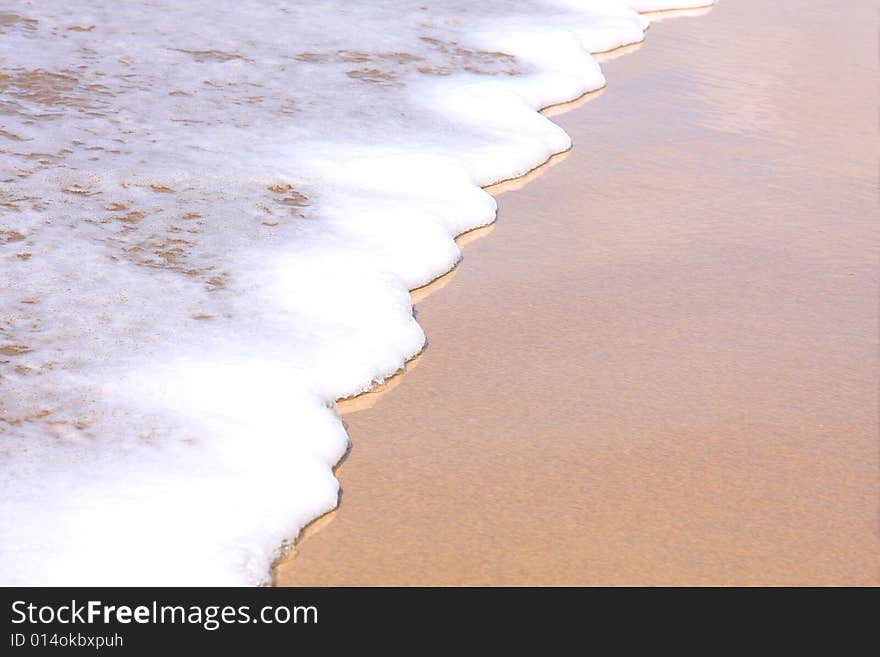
[274,0,879,585]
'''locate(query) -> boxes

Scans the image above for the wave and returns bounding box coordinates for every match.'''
[0,0,711,584]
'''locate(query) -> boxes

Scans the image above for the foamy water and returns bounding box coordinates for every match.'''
[1,0,711,585]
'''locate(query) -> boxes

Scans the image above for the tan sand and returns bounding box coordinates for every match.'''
[274,0,879,586]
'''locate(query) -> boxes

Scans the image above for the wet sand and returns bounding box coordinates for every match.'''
[275,0,879,586]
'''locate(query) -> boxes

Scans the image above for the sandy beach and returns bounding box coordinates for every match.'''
[274,0,879,586]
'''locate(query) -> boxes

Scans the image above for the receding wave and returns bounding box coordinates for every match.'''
[0,0,711,584]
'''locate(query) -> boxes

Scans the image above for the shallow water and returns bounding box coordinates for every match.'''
[1,1,707,585]
[276,0,879,585]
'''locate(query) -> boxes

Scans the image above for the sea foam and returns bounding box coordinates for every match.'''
[0,0,711,584]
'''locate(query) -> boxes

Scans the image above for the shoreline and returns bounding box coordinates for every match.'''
[273,0,876,585]
[270,84,600,582]
[271,6,711,584]
[270,17,697,580]
[4,2,718,586]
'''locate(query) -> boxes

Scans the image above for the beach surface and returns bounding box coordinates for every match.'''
[275,0,878,586]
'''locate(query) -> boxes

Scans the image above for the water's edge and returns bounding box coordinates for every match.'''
[0,1,714,586]
[271,7,711,584]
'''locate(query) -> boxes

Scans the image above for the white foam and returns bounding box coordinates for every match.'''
[0,0,711,584]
